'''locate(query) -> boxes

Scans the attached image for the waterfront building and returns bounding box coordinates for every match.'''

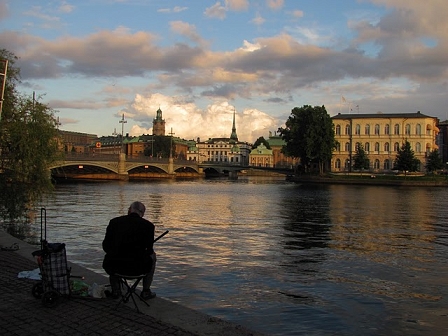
[186,110,251,166]
[265,132,298,168]
[249,144,273,167]
[59,130,97,154]
[331,112,439,173]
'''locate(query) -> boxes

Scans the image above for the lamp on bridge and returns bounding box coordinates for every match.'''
[119,114,127,154]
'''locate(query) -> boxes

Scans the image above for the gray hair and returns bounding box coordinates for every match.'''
[129,201,146,217]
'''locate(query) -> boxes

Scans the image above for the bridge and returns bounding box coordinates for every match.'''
[50,153,293,180]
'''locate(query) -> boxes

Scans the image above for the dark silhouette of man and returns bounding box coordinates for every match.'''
[102,201,156,300]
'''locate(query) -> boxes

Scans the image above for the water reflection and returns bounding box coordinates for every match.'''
[27,178,448,336]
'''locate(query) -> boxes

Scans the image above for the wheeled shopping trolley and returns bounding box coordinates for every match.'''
[31,208,76,307]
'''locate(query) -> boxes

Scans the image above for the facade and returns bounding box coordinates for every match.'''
[152,108,165,136]
[266,132,298,168]
[331,112,439,173]
[59,130,97,154]
[249,144,273,167]
[186,111,251,166]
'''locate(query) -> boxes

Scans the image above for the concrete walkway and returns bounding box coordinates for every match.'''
[0,230,263,336]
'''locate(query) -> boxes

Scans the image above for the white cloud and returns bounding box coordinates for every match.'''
[204,2,227,20]
[266,0,284,10]
[225,0,249,11]
[120,93,278,143]
[251,13,266,26]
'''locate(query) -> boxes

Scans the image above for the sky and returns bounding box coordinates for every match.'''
[1,0,447,143]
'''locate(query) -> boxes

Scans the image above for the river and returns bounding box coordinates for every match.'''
[28,177,448,335]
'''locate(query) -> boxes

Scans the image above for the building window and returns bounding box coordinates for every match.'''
[335,159,341,169]
[416,124,422,135]
[375,124,380,135]
[365,124,370,135]
[374,159,380,169]
[384,159,390,170]
[394,142,400,151]
[394,124,400,135]
[336,125,341,135]
[385,124,390,135]
[384,142,390,152]
[345,142,350,152]
[345,124,351,135]
[405,124,411,135]
[365,142,370,152]
[336,142,341,151]
[375,142,380,152]
[355,124,361,135]
[416,142,421,153]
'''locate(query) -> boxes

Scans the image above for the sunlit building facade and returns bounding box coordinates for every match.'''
[331,112,439,173]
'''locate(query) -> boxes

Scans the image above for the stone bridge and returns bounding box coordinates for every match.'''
[49,153,268,180]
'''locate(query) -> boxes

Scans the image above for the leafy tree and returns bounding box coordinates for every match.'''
[278,105,336,174]
[425,149,443,173]
[352,143,370,171]
[252,136,271,149]
[144,135,175,158]
[393,141,420,174]
[0,49,62,234]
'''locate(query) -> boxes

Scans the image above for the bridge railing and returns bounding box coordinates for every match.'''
[63,153,119,161]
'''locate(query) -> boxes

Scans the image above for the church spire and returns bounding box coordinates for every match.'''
[230,109,238,142]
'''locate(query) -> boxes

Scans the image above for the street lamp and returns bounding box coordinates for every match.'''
[169,128,175,159]
[119,114,127,154]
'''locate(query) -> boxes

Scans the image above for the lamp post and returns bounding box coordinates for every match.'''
[119,114,127,154]
[148,137,155,158]
[169,128,175,159]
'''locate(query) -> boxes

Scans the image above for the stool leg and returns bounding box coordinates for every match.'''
[114,277,149,313]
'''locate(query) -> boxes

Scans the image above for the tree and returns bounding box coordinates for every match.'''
[352,143,370,171]
[144,135,175,158]
[425,149,443,173]
[278,105,336,174]
[393,141,420,174]
[252,136,271,149]
[0,49,62,234]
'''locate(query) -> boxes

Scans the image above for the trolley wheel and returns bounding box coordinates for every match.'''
[32,282,44,299]
[42,290,60,308]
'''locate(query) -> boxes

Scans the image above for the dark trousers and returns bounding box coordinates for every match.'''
[109,253,157,293]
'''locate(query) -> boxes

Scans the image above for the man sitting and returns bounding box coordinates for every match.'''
[102,201,156,300]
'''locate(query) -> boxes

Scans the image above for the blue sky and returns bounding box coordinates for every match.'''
[1,0,447,142]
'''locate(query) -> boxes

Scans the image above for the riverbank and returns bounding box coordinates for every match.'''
[288,173,448,187]
[0,230,264,336]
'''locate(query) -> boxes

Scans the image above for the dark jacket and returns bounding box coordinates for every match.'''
[102,213,155,276]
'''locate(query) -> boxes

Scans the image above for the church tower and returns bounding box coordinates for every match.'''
[152,107,165,136]
[230,109,238,143]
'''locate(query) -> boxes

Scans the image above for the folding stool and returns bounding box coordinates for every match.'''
[114,273,150,313]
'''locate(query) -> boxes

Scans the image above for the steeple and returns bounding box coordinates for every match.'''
[152,106,166,136]
[230,109,238,142]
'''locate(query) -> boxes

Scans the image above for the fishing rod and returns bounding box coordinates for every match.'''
[154,230,169,243]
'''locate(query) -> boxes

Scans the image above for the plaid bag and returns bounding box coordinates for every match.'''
[40,243,71,295]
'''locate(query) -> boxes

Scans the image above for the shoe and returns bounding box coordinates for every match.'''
[140,289,156,300]
[105,290,121,299]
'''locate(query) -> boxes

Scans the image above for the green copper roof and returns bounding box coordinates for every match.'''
[250,144,272,155]
[266,136,285,147]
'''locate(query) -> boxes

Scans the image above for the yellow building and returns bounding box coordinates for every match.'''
[331,112,439,173]
[249,144,273,167]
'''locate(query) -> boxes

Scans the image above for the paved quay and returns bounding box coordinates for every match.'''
[0,230,264,336]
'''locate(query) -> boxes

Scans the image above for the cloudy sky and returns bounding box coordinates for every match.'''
[1,0,447,142]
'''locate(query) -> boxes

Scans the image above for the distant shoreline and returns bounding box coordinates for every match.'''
[287,174,448,187]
